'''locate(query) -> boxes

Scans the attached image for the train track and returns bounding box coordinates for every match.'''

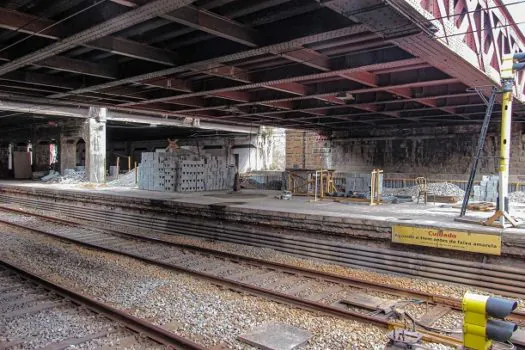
[0,206,496,348]
[0,259,205,350]
[1,194,525,299]
[2,204,525,320]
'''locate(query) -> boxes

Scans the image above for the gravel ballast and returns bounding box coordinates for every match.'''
[0,225,397,349]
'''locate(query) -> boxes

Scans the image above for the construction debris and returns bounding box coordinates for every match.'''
[384,182,465,198]
[510,191,525,203]
[41,169,87,184]
[107,170,137,187]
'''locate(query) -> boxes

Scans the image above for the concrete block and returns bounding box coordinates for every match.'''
[239,323,312,350]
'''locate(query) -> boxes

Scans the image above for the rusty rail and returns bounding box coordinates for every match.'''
[0,259,207,350]
[1,204,525,328]
[1,196,524,297]
[0,215,464,347]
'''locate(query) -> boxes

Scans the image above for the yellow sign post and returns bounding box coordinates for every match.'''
[392,225,501,255]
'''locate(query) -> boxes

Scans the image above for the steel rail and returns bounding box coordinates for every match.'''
[1,195,525,298]
[2,204,524,328]
[0,259,207,350]
[0,215,463,347]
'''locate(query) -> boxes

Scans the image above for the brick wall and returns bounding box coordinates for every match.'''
[286,130,332,169]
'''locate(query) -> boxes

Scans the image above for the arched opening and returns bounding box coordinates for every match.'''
[76,139,86,167]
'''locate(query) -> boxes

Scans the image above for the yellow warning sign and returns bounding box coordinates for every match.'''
[392,224,501,255]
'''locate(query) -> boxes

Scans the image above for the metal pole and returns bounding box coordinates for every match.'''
[499,89,513,227]
[460,88,497,217]
[314,171,318,202]
[134,161,138,184]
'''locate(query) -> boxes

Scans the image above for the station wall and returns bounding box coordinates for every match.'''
[107,127,286,173]
[286,124,525,180]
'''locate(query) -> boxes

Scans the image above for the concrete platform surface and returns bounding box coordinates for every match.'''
[1,180,525,237]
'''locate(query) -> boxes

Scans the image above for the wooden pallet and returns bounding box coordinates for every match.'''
[467,202,496,211]
[453,201,496,211]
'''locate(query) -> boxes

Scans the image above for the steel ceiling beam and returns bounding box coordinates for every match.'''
[36,56,118,79]
[0,0,196,76]
[119,58,426,106]
[49,25,368,98]
[162,6,260,47]
[0,7,179,66]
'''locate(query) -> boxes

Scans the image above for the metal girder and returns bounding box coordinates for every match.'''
[85,36,178,66]
[119,58,425,106]
[202,64,253,83]
[162,6,260,47]
[49,25,368,98]
[36,56,118,79]
[0,71,81,90]
[211,91,251,102]
[0,7,62,39]
[281,101,484,123]
[0,97,253,132]
[0,7,180,66]
[141,76,192,92]
[280,48,331,71]
[0,0,196,76]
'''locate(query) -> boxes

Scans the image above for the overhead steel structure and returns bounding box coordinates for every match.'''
[0,0,523,131]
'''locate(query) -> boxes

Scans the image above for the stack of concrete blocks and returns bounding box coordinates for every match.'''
[138,151,235,192]
[473,175,499,202]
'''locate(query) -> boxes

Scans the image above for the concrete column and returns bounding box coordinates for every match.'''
[85,107,107,183]
[59,139,76,174]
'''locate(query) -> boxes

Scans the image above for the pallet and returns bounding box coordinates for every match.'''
[432,195,458,203]
[453,201,496,211]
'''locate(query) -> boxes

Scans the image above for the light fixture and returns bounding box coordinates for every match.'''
[336,92,355,101]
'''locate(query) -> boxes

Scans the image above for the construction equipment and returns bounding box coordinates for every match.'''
[462,292,517,350]
[286,169,336,198]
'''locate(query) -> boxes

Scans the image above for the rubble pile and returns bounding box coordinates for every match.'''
[510,191,525,203]
[107,170,137,187]
[42,169,87,184]
[384,182,465,198]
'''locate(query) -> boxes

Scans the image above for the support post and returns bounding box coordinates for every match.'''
[116,157,120,179]
[483,53,523,228]
[86,107,107,183]
[134,161,138,184]
[498,88,512,227]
